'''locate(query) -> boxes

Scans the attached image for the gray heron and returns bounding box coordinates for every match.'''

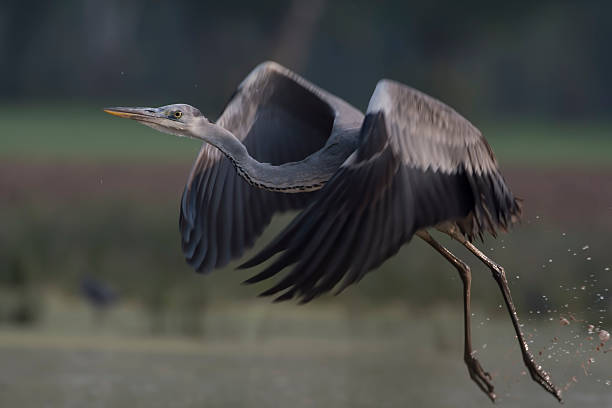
[104,61,561,402]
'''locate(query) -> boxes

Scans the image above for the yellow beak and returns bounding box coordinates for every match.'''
[104,109,139,119]
[103,107,158,121]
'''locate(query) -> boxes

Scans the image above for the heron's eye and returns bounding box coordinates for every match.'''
[174,111,183,119]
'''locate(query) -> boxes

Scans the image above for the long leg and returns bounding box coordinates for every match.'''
[439,225,563,402]
[416,230,496,402]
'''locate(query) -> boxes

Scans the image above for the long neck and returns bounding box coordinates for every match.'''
[192,119,332,193]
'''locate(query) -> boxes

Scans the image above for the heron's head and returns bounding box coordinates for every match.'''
[104,104,207,138]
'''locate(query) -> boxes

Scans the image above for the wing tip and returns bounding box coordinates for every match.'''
[237,252,269,269]
[241,274,265,285]
[236,260,254,270]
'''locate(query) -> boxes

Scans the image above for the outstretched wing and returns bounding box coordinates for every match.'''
[180,61,363,274]
[242,79,521,302]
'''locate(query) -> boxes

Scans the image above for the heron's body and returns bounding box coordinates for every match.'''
[104,61,561,403]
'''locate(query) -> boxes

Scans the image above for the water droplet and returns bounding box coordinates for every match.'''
[599,330,610,342]
[587,257,592,261]
[516,275,520,279]
[581,286,587,290]
[605,267,610,271]
[588,324,595,334]
[562,232,567,236]
[548,259,553,263]
[589,357,595,364]
[606,380,611,386]
[582,245,590,251]
[560,317,570,326]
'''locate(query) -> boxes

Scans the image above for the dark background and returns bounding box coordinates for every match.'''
[2,1,612,118]
[0,2,611,407]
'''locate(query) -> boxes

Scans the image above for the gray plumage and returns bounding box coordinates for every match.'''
[104,62,566,403]
[107,61,520,299]
[180,62,363,273]
[181,62,519,302]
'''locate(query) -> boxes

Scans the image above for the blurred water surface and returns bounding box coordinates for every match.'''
[1,303,610,408]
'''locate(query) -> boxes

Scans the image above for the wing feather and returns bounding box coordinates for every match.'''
[180,61,363,274]
[242,81,521,302]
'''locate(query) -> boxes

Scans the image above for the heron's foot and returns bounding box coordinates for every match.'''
[523,354,563,403]
[465,354,496,402]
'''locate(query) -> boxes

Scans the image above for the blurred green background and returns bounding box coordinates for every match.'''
[0,1,611,407]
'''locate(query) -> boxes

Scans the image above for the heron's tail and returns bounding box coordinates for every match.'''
[458,171,522,242]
